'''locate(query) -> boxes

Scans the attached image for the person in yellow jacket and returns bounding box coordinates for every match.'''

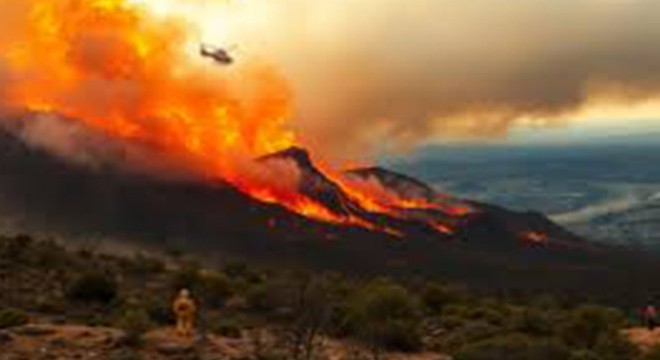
[173,289,197,337]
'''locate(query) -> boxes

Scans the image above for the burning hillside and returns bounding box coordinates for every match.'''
[0,0,484,237]
[0,124,635,289]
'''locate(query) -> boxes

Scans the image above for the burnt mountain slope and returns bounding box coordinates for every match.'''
[0,127,656,298]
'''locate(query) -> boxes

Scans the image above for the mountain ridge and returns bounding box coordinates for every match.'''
[0,126,654,294]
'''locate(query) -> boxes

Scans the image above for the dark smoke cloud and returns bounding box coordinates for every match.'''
[219,0,660,160]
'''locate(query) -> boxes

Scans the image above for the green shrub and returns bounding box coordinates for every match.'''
[109,348,145,360]
[422,283,468,314]
[569,349,603,360]
[200,271,233,308]
[245,284,271,312]
[466,306,507,326]
[117,308,152,347]
[67,271,118,304]
[509,308,555,337]
[443,304,471,318]
[125,253,165,275]
[454,334,570,360]
[592,333,639,360]
[559,305,625,349]
[211,318,243,338]
[437,315,466,331]
[433,321,500,352]
[170,261,202,292]
[641,346,660,360]
[141,295,174,326]
[343,278,423,353]
[223,262,263,284]
[0,308,28,329]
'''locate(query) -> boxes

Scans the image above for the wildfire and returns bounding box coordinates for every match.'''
[0,0,308,216]
[1,0,294,172]
[0,0,462,237]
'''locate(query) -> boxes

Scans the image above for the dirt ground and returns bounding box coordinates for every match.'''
[0,322,451,360]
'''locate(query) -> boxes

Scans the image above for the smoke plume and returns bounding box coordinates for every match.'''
[198,0,660,159]
[2,0,660,164]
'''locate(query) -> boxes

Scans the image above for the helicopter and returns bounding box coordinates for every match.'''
[200,44,235,65]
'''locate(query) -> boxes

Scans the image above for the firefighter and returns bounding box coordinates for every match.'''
[173,289,197,337]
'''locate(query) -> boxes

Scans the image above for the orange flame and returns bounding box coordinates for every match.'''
[0,0,460,236]
[0,0,316,218]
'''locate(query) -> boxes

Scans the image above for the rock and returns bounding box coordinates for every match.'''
[156,342,195,355]
[12,325,56,336]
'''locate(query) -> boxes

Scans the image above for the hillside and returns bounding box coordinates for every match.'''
[1,234,658,360]
[1,126,657,298]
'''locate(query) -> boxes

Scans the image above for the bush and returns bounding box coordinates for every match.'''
[569,349,603,360]
[465,306,507,326]
[343,278,423,353]
[67,272,118,304]
[223,262,263,284]
[245,283,272,312]
[422,283,468,314]
[454,334,570,360]
[200,271,233,308]
[109,348,145,360]
[0,308,28,329]
[433,321,500,352]
[141,295,175,327]
[125,253,165,275]
[641,346,660,360]
[509,308,555,337]
[170,261,202,292]
[559,305,625,349]
[443,304,471,318]
[211,318,243,338]
[592,333,639,360]
[116,308,152,347]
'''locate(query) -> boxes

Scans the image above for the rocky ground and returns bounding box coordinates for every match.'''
[0,322,451,360]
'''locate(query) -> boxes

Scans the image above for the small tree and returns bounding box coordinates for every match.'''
[255,272,337,360]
